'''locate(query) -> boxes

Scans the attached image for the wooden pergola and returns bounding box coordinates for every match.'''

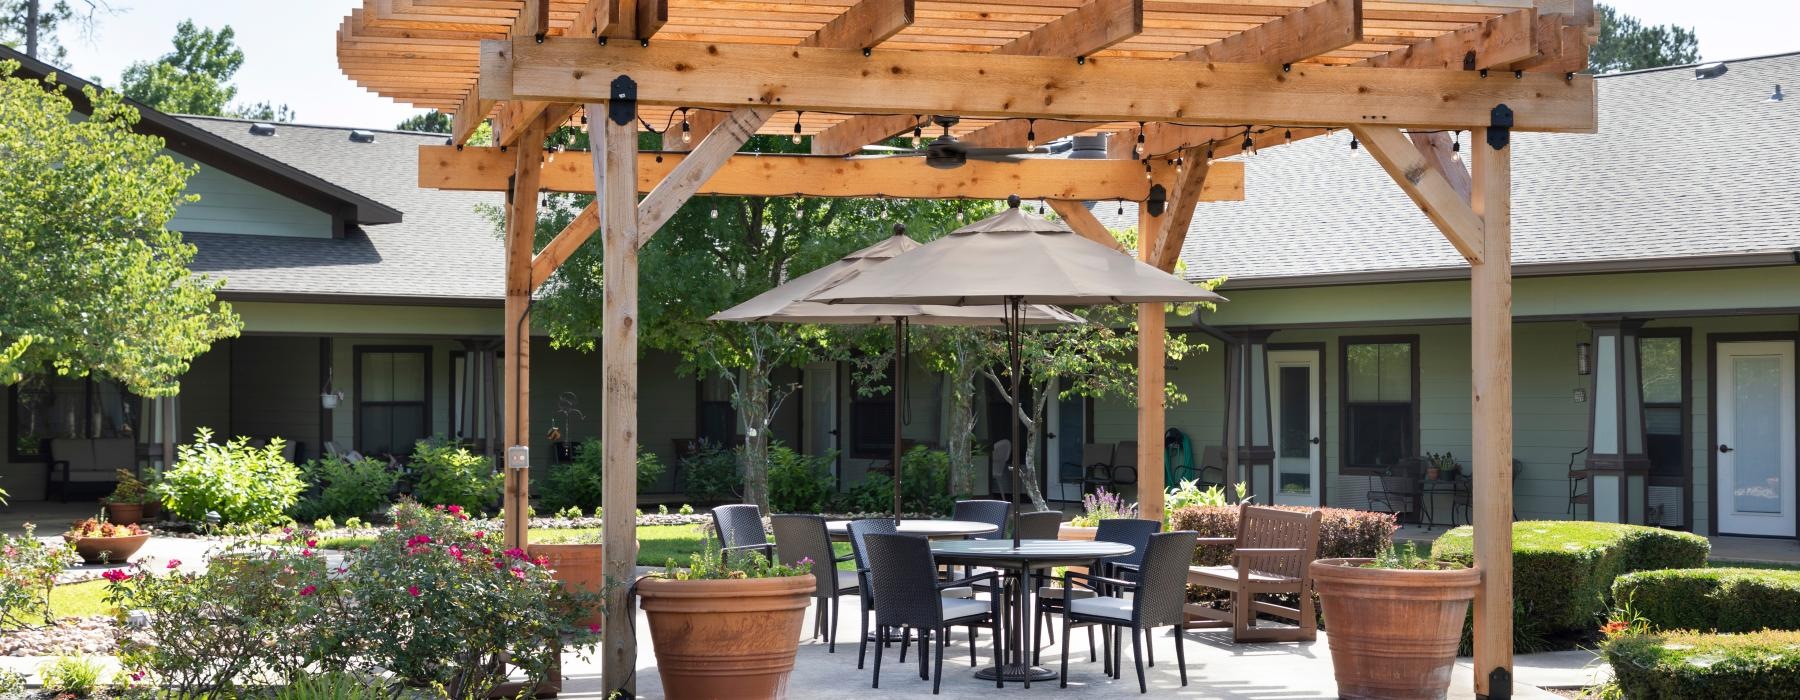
[336,1,1598,696]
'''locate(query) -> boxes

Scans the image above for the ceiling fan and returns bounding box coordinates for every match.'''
[855,115,1045,170]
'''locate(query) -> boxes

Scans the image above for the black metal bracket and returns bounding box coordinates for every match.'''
[1462,51,1477,71]
[1146,184,1168,217]
[608,75,638,126]
[1479,666,1512,700]
[1487,104,1513,150]
[505,174,517,205]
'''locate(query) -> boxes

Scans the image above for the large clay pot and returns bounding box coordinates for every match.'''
[638,574,813,699]
[1311,558,1481,700]
[66,533,150,565]
[141,500,164,522]
[529,542,605,628]
[1057,524,1098,541]
[104,502,144,526]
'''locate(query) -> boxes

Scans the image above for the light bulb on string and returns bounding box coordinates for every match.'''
[1026,119,1037,150]
[1116,200,1124,216]
[792,112,804,145]
[679,108,691,144]
[710,205,719,219]
[1205,142,1215,165]
[1174,157,1183,175]
[1143,160,1153,182]
[1349,135,1360,151]
[1452,131,1461,153]
[1242,133,1255,155]
[1133,122,1145,159]
[1284,129,1292,145]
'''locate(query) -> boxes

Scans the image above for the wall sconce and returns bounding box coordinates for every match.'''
[1576,342,1592,375]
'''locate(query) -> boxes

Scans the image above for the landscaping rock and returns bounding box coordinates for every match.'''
[0,617,116,657]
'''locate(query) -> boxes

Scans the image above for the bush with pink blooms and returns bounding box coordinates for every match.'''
[1,524,78,629]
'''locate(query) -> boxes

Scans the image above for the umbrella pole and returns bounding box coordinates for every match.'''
[892,317,905,522]
[1009,296,1023,548]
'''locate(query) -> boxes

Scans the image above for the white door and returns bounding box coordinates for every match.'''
[802,362,839,472]
[1269,350,1323,507]
[1716,341,1796,537]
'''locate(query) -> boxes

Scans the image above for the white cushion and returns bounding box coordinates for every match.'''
[941,597,990,621]
[1069,596,1133,621]
[1037,587,1097,600]
[835,570,860,592]
[940,586,975,599]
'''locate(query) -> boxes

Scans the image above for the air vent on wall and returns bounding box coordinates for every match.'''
[248,123,277,136]
[349,130,376,143]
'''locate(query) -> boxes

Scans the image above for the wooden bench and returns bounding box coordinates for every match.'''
[1184,505,1323,643]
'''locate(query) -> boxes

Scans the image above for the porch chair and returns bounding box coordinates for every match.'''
[1057,530,1200,693]
[1068,443,1116,496]
[47,437,133,502]
[1567,447,1592,519]
[1365,458,1422,519]
[771,515,858,652]
[863,533,1005,694]
[988,439,1014,498]
[1111,441,1140,495]
[709,504,774,563]
[1184,505,1323,643]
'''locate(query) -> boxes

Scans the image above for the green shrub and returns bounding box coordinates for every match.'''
[1,524,77,628]
[270,672,393,700]
[39,653,107,696]
[1605,629,1800,699]
[0,668,23,695]
[899,447,955,515]
[540,439,666,514]
[159,428,306,527]
[768,443,835,513]
[679,440,742,504]
[1168,505,1397,566]
[293,454,399,522]
[1432,521,1709,642]
[1615,567,1800,633]
[406,438,501,511]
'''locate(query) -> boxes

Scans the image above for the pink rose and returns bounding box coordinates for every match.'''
[407,585,422,597]
[299,585,318,597]
[165,559,182,569]
[102,569,131,583]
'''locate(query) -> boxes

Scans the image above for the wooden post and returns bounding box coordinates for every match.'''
[590,97,641,698]
[1136,202,1166,521]
[1470,125,1514,698]
[503,116,546,550]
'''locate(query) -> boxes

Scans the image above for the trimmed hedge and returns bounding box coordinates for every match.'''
[1168,505,1397,566]
[1432,522,1710,637]
[1615,568,1800,633]
[1606,630,1800,699]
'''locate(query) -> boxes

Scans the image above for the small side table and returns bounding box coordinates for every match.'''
[1417,477,1471,530]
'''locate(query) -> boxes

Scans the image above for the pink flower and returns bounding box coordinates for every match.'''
[306,539,318,548]
[301,549,315,558]
[448,505,463,515]
[102,569,131,583]
[588,623,602,634]
[503,547,527,560]
[510,567,527,580]
[474,530,487,539]
[299,585,318,597]
[449,545,465,561]
[131,670,145,681]
[407,585,422,597]
[165,559,182,569]
[534,555,549,567]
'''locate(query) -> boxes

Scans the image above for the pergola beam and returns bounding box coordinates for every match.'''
[818,0,1143,154]
[1182,0,1362,65]
[1046,199,1126,251]
[1358,8,1537,70]
[486,38,1598,132]
[1150,149,1211,271]
[1351,125,1485,263]
[634,107,774,246]
[419,145,1246,202]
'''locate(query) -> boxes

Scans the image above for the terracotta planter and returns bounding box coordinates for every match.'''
[66,533,150,565]
[141,500,163,522]
[1058,524,1098,541]
[529,542,607,628]
[638,574,813,700]
[104,502,144,526]
[1311,558,1481,700]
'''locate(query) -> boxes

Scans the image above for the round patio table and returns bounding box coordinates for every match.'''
[929,538,1135,687]
[824,518,998,541]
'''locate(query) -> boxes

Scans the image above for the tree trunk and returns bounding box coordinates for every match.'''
[736,365,772,511]
[25,0,39,58]
[1018,389,1050,510]
[945,349,982,497]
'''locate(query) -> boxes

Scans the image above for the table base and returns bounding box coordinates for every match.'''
[974,663,1058,683]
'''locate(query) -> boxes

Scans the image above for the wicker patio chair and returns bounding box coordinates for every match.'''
[710,504,774,564]
[846,518,903,671]
[863,533,1005,694]
[951,499,1012,540]
[1184,505,1323,643]
[1015,510,1064,540]
[772,515,858,653]
[1057,530,1200,693]
[1034,518,1159,667]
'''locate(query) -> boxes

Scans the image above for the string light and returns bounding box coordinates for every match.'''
[1026,119,1037,150]
[1204,141,1215,165]
[1143,159,1153,182]
[710,204,719,219]
[956,204,965,223]
[679,107,691,145]
[1284,129,1293,145]
[792,112,804,145]
[912,115,923,148]
[1174,157,1183,175]
[1133,122,1145,159]
[1241,132,1255,155]
[1452,130,1462,153]
[1349,135,1360,151]
[1116,199,1124,216]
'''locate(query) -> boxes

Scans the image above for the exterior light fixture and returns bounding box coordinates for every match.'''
[1576,342,1592,375]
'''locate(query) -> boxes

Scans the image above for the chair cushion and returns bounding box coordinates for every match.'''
[835,570,860,592]
[940,586,974,599]
[941,597,990,621]
[1037,587,1097,600]
[1069,596,1133,621]
[1187,565,1298,584]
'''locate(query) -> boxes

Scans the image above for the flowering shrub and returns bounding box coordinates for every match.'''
[64,518,144,539]
[1070,487,1139,527]
[407,439,502,511]
[159,428,306,528]
[2,524,78,629]
[1169,505,1397,566]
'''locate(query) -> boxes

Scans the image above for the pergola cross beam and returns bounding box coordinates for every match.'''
[1352,125,1486,263]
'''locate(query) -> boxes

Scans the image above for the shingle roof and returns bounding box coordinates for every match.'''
[1092,52,1800,288]
[178,117,504,303]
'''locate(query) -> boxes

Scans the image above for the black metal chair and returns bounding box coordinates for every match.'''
[1366,458,1422,519]
[710,504,774,563]
[1058,530,1200,693]
[772,514,858,653]
[952,499,1012,540]
[846,518,901,670]
[1014,510,1064,540]
[1068,443,1117,496]
[1035,517,1159,667]
[863,533,1005,694]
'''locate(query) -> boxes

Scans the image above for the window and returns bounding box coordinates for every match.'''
[850,363,895,460]
[9,374,141,461]
[1639,332,1688,481]
[355,347,430,458]
[1340,338,1418,474]
[696,373,737,447]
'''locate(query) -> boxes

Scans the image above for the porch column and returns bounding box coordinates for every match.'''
[1137,199,1167,520]
[502,116,546,550]
[1227,330,1276,499]
[1471,126,1515,698]
[1584,320,1651,523]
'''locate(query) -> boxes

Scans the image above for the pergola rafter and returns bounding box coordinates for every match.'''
[333,1,1600,696]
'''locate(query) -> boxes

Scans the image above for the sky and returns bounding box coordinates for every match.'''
[37,0,1800,131]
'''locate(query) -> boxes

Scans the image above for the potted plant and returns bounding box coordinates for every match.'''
[63,517,150,565]
[1061,486,1138,541]
[1424,452,1458,481]
[101,470,153,525]
[638,543,814,699]
[1310,542,1480,700]
[528,529,639,629]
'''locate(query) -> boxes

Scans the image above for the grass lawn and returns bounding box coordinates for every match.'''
[18,578,112,625]
[1708,559,1800,571]
[318,523,854,569]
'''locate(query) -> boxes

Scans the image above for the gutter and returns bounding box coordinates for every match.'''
[1193,251,1800,291]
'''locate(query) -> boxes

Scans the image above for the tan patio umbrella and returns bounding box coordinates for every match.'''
[808,197,1226,545]
[710,223,1081,520]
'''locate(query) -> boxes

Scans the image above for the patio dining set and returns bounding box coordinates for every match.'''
[708,499,1325,695]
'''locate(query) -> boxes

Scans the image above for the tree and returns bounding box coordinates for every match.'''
[397,110,452,134]
[1590,4,1699,74]
[0,0,115,64]
[118,20,292,121]
[0,61,242,396]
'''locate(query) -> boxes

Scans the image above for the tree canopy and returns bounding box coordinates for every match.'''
[1590,4,1700,74]
[397,109,451,134]
[119,20,292,121]
[0,60,242,396]
[0,0,114,64]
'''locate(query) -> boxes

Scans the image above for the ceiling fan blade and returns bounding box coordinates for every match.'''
[846,152,925,160]
[858,145,915,152]
[961,146,1045,158]
[964,153,1032,163]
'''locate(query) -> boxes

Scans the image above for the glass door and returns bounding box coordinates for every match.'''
[1715,341,1796,537]
[1269,349,1322,506]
